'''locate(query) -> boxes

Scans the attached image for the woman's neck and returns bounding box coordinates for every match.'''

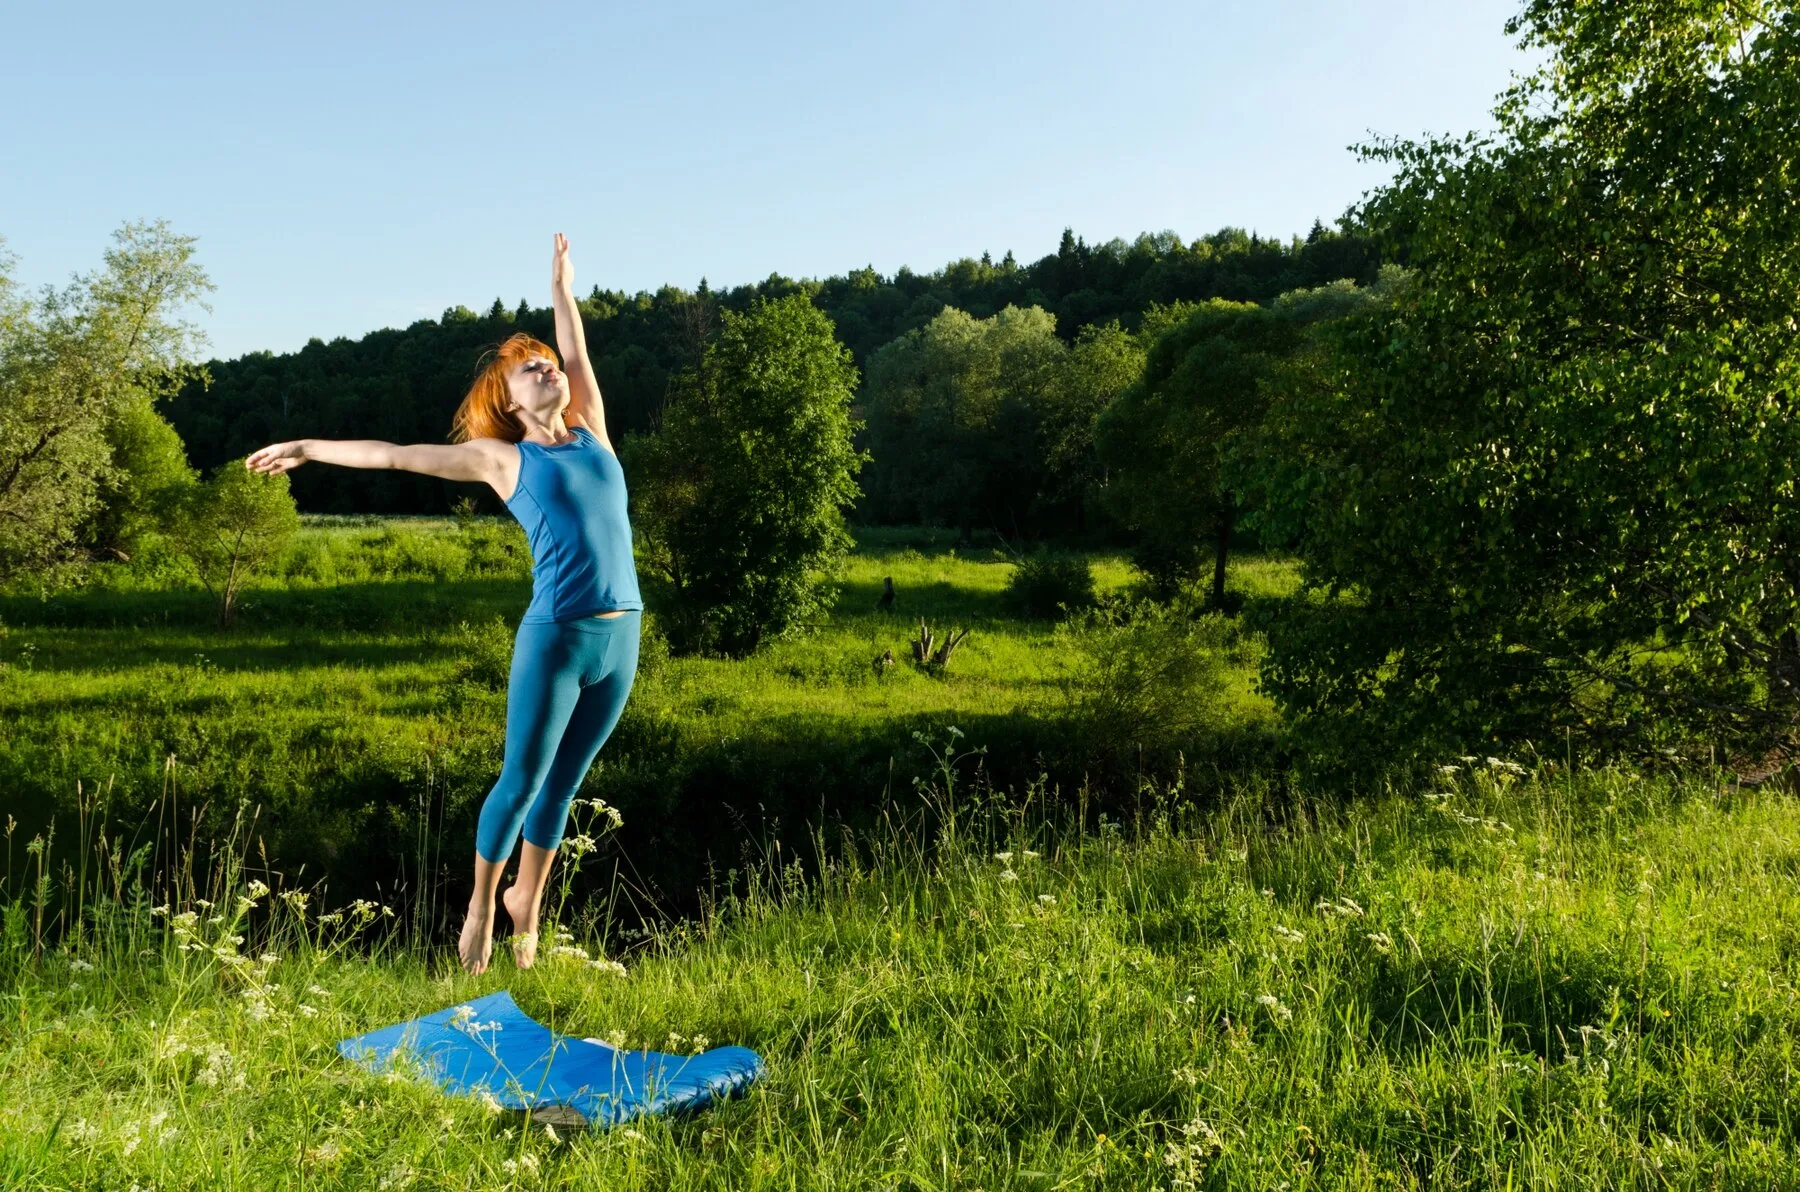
[516,412,572,446]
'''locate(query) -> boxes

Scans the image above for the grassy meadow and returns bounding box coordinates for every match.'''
[0,520,1285,919]
[7,759,1800,1188]
[7,519,1800,1188]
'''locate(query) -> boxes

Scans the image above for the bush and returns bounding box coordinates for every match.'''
[451,615,515,691]
[1004,551,1096,620]
[1055,599,1233,759]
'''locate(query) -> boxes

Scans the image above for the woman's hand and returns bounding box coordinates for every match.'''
[552,232,574,296]
[246,441,308,475]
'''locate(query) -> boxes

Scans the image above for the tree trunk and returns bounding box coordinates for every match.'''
[1211,496,1234,610]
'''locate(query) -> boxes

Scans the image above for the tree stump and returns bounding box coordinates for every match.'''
[911,617,970,670]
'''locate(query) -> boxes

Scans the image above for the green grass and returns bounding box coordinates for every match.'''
[0,521,1285,910]
[6,758,1800,1188]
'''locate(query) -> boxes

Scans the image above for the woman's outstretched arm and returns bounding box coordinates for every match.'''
[550,233,608,447]
[245,438,518,497]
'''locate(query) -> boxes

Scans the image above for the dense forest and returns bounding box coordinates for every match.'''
[168,223,1384,520]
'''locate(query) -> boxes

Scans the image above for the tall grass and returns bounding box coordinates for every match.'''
[6,741,1800,1188]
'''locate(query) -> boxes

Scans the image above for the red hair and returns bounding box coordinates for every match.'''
[450,333,561,443]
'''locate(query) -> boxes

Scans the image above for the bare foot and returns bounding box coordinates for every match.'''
[502,882,539,969]
[458,899,494,975]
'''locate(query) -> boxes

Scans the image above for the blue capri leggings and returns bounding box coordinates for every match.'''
[475,611,641,863]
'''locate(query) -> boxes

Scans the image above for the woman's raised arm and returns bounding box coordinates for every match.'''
[551,233,609,447]
[246,438,518,496]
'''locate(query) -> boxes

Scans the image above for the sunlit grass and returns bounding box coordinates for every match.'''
[7,756,1800,1188]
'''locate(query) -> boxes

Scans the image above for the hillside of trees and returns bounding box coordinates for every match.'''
[167,223,1384,520]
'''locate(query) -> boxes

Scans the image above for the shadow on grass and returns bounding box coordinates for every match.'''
[0,578,531,633]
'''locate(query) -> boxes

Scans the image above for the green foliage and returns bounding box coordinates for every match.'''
[860,306,1143,540]
[451,615,515,691]
[0,222,211,584]
[625,295,866,656]
[860,305,1063,537]
[86,391,199,557]
[1003,550,1097,620]
[169,226,1389,518]
[1055,599,1239,763]
[175,464,301,626]
[1097,282,1384,605]
[1238,0,1800,775]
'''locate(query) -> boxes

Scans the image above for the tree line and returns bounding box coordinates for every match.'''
[162,222,1383,523]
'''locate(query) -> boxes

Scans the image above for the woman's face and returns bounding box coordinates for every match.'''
[506,355,568,421]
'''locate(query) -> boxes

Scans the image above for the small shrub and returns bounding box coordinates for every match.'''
[451,615,515,691]
[365,528,469,582]
[1055,599,1232,755]
[1004,551,1097,620]
[636,610,671,682]
[1130,536,1207,603]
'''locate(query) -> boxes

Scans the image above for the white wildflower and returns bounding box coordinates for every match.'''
[476,1089,503,1115]
[308,984,330,998]
[666,1031,685,1051]
[1037,894,1057,905]
[297,1004,319,1017]
[542,1123,560,1143]
[69,957,95,973]
[587,957,628,978]
[1022,850,1040,859]
[1172,1065,1199,1087]
[1366,932,1394,955]
[1272,924,1305,944]
[689,1035,709,1053]
[993,851,1014,862]
[998,868,1019,882]
[1256,994,1293,1021]
[1164,1116,1224,1189]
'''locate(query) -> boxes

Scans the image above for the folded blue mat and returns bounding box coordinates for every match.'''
[337,990,765,1128]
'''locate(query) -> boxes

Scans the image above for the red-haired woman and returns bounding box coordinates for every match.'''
[248,234,642,975]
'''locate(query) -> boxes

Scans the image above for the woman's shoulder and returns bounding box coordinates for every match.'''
[566,419,616,456]
[462,436,524,460]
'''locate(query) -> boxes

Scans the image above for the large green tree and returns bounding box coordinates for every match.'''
[859,305,1069,539]
[1099,281,1384,604]
[0,222,210,582]
[625,294,866,656]
[1240,0,1800,773]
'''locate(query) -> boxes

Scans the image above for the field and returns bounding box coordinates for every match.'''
[0,520,1286,919]
[7,760,1800,1188]
[7,521,1800,1188]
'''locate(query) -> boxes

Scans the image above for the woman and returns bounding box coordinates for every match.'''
[247,233,642,975]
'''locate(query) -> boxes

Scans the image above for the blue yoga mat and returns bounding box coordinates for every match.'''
[337,990,765,1128]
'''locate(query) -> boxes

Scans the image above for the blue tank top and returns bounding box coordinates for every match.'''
[504,425,644,623]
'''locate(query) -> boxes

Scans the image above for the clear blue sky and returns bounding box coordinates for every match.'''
[3,0,1532,361]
